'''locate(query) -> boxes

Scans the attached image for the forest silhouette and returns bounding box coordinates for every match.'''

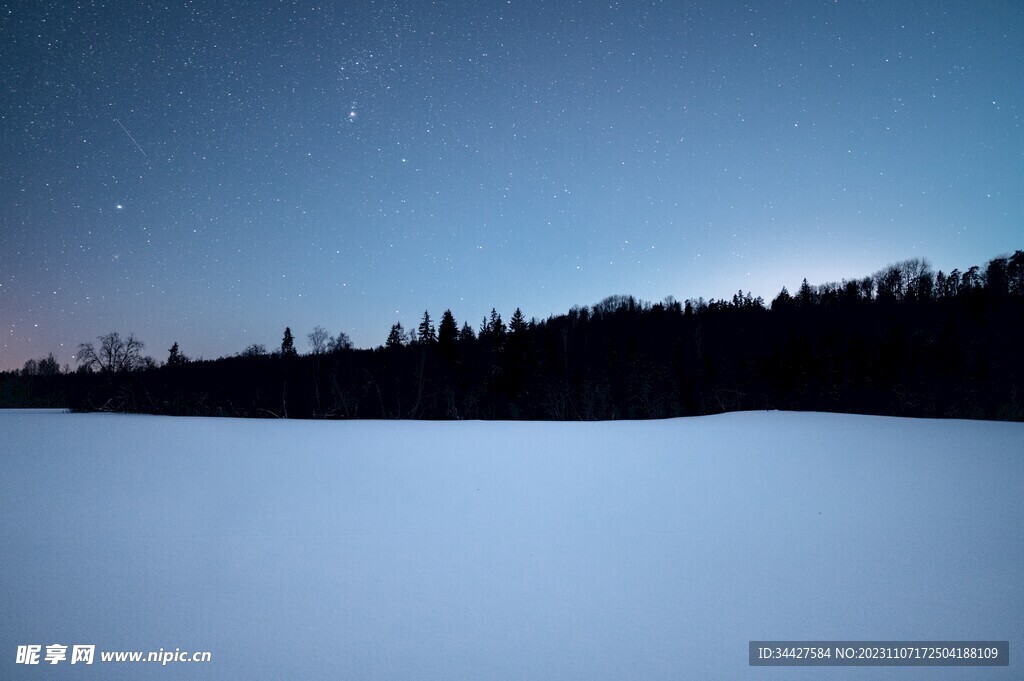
[4,251,1022,421]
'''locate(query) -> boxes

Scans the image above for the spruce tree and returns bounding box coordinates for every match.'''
[167,342,187,367]
[771,287,792,311]
[281,327,297,356]
[418,310,437,344]
[488,308,506,347]
[509,308,527,334]
[438,310,458,347]
[386,323,406,348]
[798,278,814,306]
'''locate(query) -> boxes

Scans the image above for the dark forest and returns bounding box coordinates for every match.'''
[4,251,1022,421]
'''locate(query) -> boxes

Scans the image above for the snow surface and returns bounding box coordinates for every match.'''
[1,409,1021,680]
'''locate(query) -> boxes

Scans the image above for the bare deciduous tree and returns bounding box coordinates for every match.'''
[76,332,146,373]
[307,325,330,355]
[22,353,61,376]
[327,331,353,353]
[21,359,39,376]
[240,343,267,357]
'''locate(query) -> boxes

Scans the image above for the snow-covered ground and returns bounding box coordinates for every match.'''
[1,409,1021,679]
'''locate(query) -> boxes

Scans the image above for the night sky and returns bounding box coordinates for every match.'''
[2,0,1022,370]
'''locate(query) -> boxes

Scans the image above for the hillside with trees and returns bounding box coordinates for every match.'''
[2,251,1022,421]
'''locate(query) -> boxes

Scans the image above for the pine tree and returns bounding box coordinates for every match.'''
[771,286,792,311]
[505,307,532,375]
[489,308,506,343]
[458,322,476,342]
[281,327,297,356]
[798,278,814,307]
[438,310,458,350]
[38,353,60,376]
[509,307,527,334]
[418,310,437,344]
[167,342,187,366]
[386,323,406,348]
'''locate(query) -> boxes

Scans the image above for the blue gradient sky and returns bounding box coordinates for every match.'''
[2,0,1022,369]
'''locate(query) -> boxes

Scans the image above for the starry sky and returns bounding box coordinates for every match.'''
[2,0,1022,369]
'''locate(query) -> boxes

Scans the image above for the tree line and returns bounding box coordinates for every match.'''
[2,250,1021,421]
